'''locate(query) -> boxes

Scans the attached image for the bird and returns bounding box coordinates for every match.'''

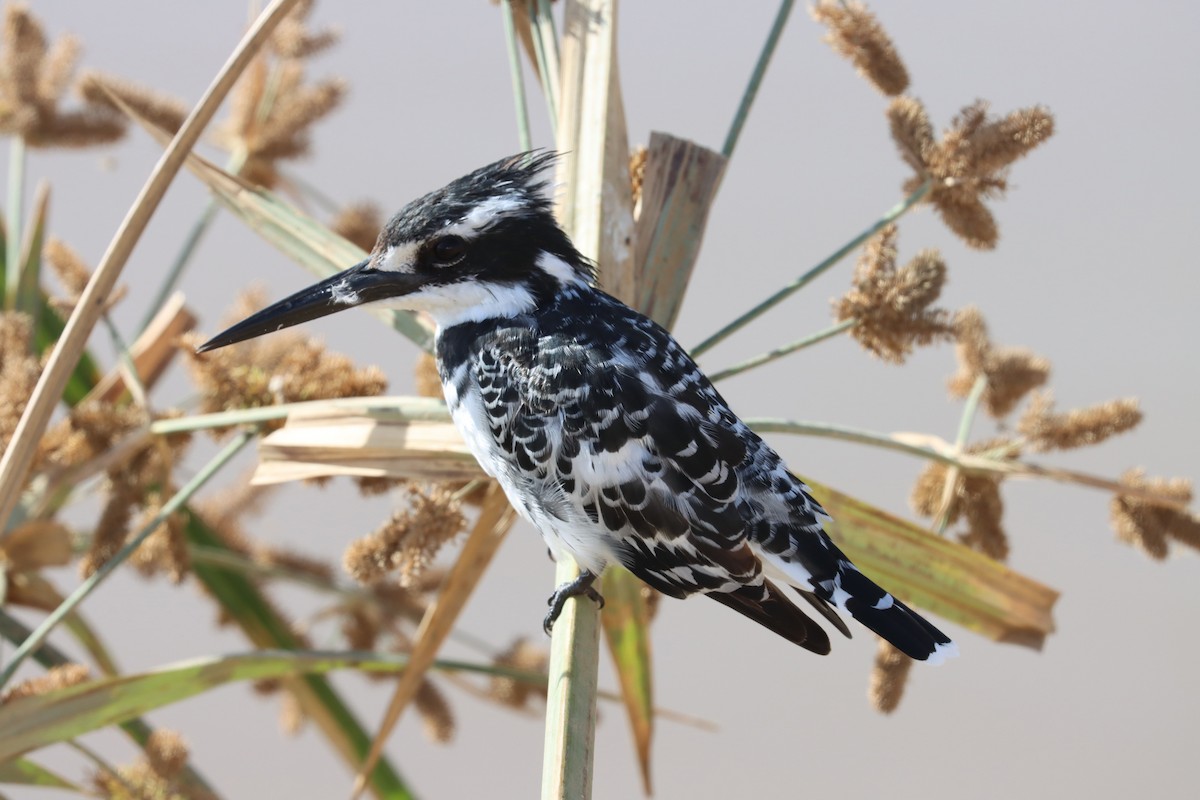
[200,151,957,664]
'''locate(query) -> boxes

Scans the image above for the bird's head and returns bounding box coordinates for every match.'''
[198,151,591,353]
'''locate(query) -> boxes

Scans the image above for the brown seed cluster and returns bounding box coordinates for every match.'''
[214,2,345,190]
[888,97,1054,249]
[488,637,550,710]
[867,639,912,713]
[0,313,41,451]
[911,441,1014,561]
[810,0,909,96]
[331,201,383,253]
[948,306,1050,418]
[343,484,466,586]
[77,70,189,135]
[1110,470,1200,560]
[1018,392,1142,452]
[181,289,387,431]
[834,224,955,362]
[43,237,127,315]
[91,728,211,800]
[0,4,125,147]
[414,352,442,398]
[0,662,90,704]
[415,678,456,744]
[629,144,648,209]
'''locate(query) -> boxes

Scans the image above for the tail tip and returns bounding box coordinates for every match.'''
[919,638,960,666]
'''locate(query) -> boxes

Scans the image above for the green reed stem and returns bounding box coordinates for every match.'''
[709,318,857,382]
[722,0,794,159]
[934,375,988,534]
[691,179,931,357]
[501,0,533,151]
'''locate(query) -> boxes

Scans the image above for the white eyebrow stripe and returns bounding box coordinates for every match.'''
[441,193,525,239]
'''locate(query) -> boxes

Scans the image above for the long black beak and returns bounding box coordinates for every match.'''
[197,259,423,353]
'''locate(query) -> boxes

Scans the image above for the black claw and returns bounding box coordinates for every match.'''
[543,570,605,634]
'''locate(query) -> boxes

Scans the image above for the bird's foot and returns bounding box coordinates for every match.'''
[543,571,605,634]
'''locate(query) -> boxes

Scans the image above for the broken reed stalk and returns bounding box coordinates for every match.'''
[691,178,931,357]
[0,0,303,534]
[0,429,256,689]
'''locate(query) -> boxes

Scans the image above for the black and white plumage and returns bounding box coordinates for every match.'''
[201,152,957,664]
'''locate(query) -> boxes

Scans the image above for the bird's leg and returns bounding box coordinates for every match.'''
[543,569,605,634]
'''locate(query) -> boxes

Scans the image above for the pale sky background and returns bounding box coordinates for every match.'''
[9,2,1200,799]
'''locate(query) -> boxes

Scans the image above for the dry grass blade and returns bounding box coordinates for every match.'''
[0,0,306,540]
[632,133,726,329]
[252,401,480,486]
[351,485,515,799]
[86,291,195,403]
[805,477,1058,647]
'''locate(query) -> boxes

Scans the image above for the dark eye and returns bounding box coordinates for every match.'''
[431,235,467,265]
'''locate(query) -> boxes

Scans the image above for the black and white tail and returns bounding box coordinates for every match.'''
[820,562,958,665]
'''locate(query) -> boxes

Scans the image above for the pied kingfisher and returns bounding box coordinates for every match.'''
[201,152,957,664]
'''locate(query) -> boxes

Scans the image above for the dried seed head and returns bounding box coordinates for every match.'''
[887,96,934,175]
[271,0,340,59]
[1018,392,1142,452]
[489,637,549,709]
[215,53,345,188]
[629,145,648,208]
[77,70,188,134]
[331,201,383,252]
[414,352,441,398]
[415,679,456,744]
[143,729,189,781]
[36,397,145,471]
[340,605,381,651]
[0,5,125,147]
[129,495,190,584]
[181,290,387,434]
[1,662,90,704]
[957,474,1008,560]
[868,638,912,713]
[354,476,407,496]
[43,237,127,314]
[1,313,40,451]
[80,481,141,578]
[811,0,909,96]
[887,96,1054,249]
[1111,469,1199,560]
[948,307,1050,418]
[909,460,950,520]
[343,485,466,586]
[835,225,955,362]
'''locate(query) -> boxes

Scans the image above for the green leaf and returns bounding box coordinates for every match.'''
[13,183,49,321]
[183,511,416,800]
[0,648,534,764]
[0,757,80,790]
[803,478,1059,648]
[599,566,654,794]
